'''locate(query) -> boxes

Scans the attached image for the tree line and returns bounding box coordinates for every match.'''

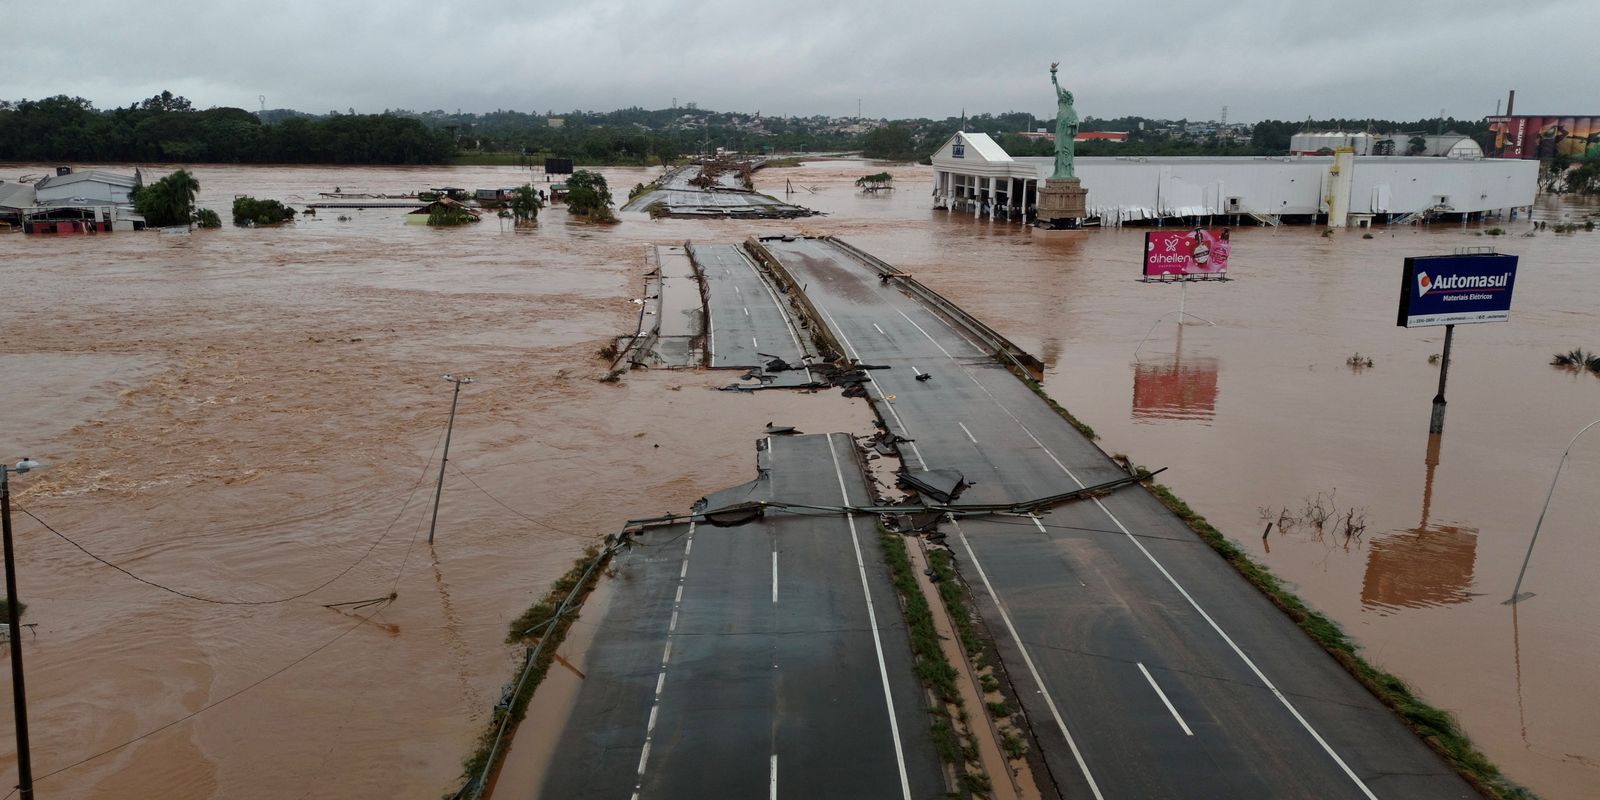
[0,92,456,164]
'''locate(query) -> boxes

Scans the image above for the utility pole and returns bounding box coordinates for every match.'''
[1,458,42,800]
[428,375,474,545]
[1429,325,1454,434]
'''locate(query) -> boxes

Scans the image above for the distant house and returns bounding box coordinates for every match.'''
[403,197,482,225]
[1075,131,1128,143]
[22,167,146,233]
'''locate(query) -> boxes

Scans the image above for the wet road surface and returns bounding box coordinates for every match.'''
[690,243,810,373]
[759,236,1480,800]
[533,433,943,800]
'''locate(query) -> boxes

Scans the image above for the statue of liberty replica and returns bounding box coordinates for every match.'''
[1050,61,1078,179]
[1037,62,1088,227]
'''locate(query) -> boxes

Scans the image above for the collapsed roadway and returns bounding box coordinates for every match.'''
[512,236,1483,800]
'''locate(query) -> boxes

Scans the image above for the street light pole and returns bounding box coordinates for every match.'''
[428,375,474,545]
[1505,417,1600,605]
[1,458,42,800]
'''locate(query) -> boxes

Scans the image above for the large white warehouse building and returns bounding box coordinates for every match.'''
[930,132,1537,227]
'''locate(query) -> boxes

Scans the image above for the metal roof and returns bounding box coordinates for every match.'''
[34,170,139,191]
[0,182,36,209]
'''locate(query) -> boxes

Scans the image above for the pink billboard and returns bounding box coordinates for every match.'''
[1144,229,1231,279]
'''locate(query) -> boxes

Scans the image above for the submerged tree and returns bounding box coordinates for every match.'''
[565,170,616,222]
[231,195,297,226]
[510,183,543,222]
[131,169,200,227]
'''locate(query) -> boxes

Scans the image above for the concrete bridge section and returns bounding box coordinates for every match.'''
[530,433,944,800]
[755,236,1481,800]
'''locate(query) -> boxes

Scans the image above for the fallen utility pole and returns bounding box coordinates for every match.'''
[429,374,475,545]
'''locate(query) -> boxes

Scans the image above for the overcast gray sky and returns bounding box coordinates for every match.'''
[5,0,1595,122]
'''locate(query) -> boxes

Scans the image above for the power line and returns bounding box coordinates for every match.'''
[447,462,579,538]
[12,417,449,606]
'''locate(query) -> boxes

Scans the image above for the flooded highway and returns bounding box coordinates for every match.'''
[0,160,1597,798]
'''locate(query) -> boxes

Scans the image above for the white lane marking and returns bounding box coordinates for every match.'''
[955,520,1105,799]
[957,421,978,444]
[898,307,1381,799]
[735,285,742,295]
[770,754,778,800]
[814,303,925,468]
[1032,516,1048,534]
[634,521,697,797]
[739,249,813,383]
[772,550,779,603]
[752,336,759,351]
[744,306,750,316]
[1138,662,1194,736]
[873,323,886,335]
[826,434,912,800]
[911,366,922,376]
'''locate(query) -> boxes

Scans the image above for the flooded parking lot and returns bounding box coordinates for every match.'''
[1,160,1596,797]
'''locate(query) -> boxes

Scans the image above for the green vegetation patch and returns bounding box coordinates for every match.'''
[456,546,610,792]
[879,530,990,796]
[231,195,297,226]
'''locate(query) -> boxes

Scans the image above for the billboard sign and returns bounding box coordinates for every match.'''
[1144,229,1232,279]
[1396,254,1519,328]
[1487,115,1600,159]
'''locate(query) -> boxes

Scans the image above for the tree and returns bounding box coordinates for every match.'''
[862,125,918,160]
[565,170,616,221]
[139,90,193,112]
[231,196,297,226]
[132,169,200,227]
[1406,136,1428,156]
[510,183,543,222]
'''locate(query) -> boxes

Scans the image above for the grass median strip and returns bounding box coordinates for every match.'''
[879,528,992,797]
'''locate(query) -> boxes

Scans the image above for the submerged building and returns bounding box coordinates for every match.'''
[18,167,146,233]
[930,132,1537,227]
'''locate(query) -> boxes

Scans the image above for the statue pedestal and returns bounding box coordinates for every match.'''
[1035,177,1087,228]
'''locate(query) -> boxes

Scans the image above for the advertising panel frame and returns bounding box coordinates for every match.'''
[1396,253,1519,328]
[1142,229,1232,281]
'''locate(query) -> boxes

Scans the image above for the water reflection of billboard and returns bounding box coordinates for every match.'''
[1487,115,1600,159]
[1132,358,1218,422]
[1360,525,1477,612]
[1144,230,1231,279]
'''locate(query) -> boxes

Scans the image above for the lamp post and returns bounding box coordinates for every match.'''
[428,375,474,545]
[1505,418,1600,605]
[1,457,44,799]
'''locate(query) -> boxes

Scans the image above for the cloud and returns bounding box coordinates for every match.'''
[3,0,1595,122]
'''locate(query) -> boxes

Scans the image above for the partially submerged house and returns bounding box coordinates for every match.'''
[20,167,146,233]
[403,197,482,225]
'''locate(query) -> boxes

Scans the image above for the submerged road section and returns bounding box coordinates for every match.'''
[756,236,1480,800]
[531,433,943,800]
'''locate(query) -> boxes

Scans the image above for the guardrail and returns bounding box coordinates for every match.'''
[742,236,846,362]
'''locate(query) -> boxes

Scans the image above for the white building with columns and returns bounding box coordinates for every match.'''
[929,132,1537,226]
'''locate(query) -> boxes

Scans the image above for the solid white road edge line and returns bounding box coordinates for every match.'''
[955,520,1107,800]
[827,434,912,800]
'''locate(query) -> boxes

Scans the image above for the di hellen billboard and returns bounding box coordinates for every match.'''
[1143,229,1231,279]
[1397,253,1519,328]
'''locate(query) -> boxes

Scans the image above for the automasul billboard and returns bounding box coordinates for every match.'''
[1144,229,1231,279]
[1396,254,1519,328]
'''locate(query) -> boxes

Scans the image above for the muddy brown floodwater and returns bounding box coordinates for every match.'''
[0,160,1596,799]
